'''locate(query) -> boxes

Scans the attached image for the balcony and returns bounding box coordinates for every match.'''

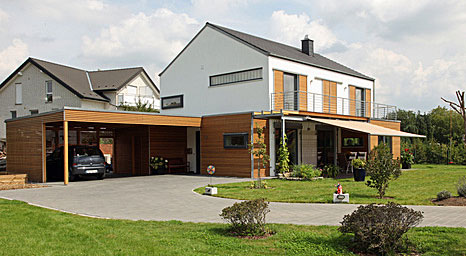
[271,91,397,120]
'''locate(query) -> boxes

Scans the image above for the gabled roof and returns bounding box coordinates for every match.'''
[0,58,159,102]
[160,22,374,81]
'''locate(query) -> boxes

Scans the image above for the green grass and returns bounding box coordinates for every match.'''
[195,164,466,205]
[0,199,465,255]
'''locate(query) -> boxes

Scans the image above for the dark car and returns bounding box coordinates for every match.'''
[47,145,106,181]
[0,158,6,172]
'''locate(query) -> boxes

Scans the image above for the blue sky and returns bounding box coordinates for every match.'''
[1,0,465,111]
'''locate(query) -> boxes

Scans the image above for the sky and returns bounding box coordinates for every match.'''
[1,0,465,112]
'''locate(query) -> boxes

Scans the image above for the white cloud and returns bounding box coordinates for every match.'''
[86,0,106,11]
[82,8,199,76]
[191,0,249,15]
[270,10,339,51]
[0,39,29,80]
[0,8,8,23]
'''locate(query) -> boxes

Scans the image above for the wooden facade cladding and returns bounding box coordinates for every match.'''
[6,112,64,182]
[149,126,187,172]
[114,126,150,176]
[349,85,356,116]
[365,89,371,118]
[323,80,337,114]
[370,119,401,159]
[253,119,269,178]
[200,113,253,177]
[298,75,307,111]
[273,70,284,111]
[63,109,201,127]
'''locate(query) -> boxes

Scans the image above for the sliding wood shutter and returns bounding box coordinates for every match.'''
[298,75,307,111]
[323,80,337,113]
[273,70,284,111]
[365,89,371,117]
[349,85,356,116]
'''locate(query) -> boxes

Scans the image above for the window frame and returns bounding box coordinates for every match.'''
[30,109,39,115]
[223,133,249,149]
[10,110,17,119]
[378,136,393,153]
[15,83,22,105]
[343,137,364,147]
[45,80,53,103]
[209,67,263,87]
[161,94,184,110]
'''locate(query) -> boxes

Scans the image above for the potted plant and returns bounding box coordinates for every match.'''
[150,156,168,174]
[352,158,366,182]
[401,148,414,169]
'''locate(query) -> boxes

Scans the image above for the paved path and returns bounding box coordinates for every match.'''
[0,175,465,227]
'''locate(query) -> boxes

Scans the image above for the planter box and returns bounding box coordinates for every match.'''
[333,193,350,203]
[0,174,27,185]
[205,187,217,195]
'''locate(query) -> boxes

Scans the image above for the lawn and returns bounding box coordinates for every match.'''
[0,199,465,255]
[194,164,466,205]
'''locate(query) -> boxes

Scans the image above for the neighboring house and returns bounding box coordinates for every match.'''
[0,57,160,146]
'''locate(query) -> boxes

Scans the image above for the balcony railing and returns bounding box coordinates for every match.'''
[271,91,397,120]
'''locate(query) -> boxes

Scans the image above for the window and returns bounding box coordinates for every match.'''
[210,67,262,86]
[224,133,248,149]
[30,109,39,115]
[10,111,17,119]
[161,94,183,109]
[355,87,365,117]
[283,73,298,110]
[117,94,124,105]
[15,83,22,104]
[378,136,392,153]
[343,137,363,147]
[45,80,53,102]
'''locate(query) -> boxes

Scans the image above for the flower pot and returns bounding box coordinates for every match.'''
[402,162,411,169]
[353,168,366,182]
[205,187,217,195]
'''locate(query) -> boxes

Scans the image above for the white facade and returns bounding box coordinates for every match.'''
[160,26,269,116]
[112,73,160,109]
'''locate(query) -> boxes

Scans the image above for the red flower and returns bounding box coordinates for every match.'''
[404,148,409,152]
[449,161,454,164]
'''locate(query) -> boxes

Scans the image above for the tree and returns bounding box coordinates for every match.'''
[442,90,466,144]
[276,134,290,174]
[365,143,401,198]
[119,98,160,113]
[249,124,270,188]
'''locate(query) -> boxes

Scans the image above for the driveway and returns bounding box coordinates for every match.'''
[0,175,465,227]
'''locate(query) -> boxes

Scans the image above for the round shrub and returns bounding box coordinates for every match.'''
[436,190,452,201]
[457,176,466,197]
[339,202,423,255]
[220,198,270,236]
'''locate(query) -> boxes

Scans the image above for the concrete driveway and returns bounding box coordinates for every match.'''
[0,175,465,227]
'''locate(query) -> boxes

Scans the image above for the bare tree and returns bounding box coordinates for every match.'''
[442,90,466,144]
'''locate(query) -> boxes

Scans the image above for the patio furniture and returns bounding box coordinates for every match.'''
[167,158,189,173]
[357,152,367,160]
[346,152,357,174]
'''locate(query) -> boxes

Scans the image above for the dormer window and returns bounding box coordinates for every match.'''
[46,80,53,103]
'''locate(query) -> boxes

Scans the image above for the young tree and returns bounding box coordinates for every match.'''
[365,143,401,198]
[276,134,290,174]
[442,90,466,144]
[249,124,270,188]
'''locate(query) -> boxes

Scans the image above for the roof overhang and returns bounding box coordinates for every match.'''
[309,117,425,138]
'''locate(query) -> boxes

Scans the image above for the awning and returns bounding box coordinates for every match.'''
[308,117,426,138]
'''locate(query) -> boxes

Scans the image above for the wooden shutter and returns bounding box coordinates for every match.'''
[273,70,284,111]
[349,85,356,116]
[298,75,307,111]
[323,80,337,113]
[365,89,371,118]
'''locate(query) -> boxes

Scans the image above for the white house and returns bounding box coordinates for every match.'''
[0,57,160,148]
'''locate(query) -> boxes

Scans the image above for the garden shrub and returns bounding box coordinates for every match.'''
[276,134,290,174]
[323,164,339,178]
[220,199,270,236]
[436,190,452,201]
[457,176,466,197]
[339,202,424,255]
[291,164,322,180]
[365,143,401,198]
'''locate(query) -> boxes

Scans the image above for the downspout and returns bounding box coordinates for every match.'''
[250,113,254,179]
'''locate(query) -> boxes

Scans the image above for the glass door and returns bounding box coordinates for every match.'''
[283,73,297,110]
[355,88,365,116]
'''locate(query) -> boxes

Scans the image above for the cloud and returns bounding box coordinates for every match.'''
[270,10,341,51]
[0,39,29,80]
[86,0,106,11]
[81,8,199,77]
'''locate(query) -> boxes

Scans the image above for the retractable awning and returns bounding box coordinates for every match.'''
[308,117,426,138]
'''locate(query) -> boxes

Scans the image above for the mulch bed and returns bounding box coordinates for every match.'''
[0,183,48,191]
[432,196,466,206]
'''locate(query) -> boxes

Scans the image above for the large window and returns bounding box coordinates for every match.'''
[378,136,392,153]
[45,80,53,102]
[343,137,363,147]
[15,83,22,105]
[210,67,262,87]
[355,87,365,116]
[283,73,298,110]
[224,133,248,149]
[161,94,183,109]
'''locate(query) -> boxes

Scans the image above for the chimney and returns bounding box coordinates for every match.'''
[301,35,314,56]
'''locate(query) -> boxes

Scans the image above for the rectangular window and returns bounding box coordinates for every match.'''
[117,94,124,105]
[46,80,53,102]
[343,137,363,147]
[283,73,298,110]
[210,67,262,87]
[10,111,17,119]
[30,109,39,115]
[161,94,183,109]
[355,87,365,116]
[378,136,392,153]
[224,133,249,149]
[15,83,22,104]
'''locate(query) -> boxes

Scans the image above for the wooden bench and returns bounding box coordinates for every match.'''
[167,158,189,173]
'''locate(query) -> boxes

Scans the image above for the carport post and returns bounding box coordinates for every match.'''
[64,121,69,185]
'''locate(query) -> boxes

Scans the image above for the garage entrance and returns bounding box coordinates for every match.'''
[5,107,201,184]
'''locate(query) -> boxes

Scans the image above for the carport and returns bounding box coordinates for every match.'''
[5,107,201,184]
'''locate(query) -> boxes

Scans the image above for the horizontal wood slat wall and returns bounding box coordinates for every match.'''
[298,75,307,111]
[114,126,149,175]
[201,113,252,177]
[369,120,401,159]
[6,112,64,182]
[64,109,201,127]
[150,126,187,173]
[253,120,269,178]
[274,70,284,111]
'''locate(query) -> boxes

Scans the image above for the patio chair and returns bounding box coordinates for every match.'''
[357,152,367,160]
[346,152,357,174]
